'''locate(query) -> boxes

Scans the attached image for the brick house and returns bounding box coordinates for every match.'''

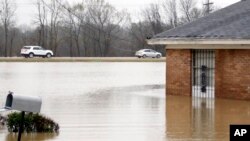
[148,0,250,100]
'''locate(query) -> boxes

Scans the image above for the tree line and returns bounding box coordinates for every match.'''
[0,0,216,57]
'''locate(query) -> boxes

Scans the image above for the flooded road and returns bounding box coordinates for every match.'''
[0,62,250,141]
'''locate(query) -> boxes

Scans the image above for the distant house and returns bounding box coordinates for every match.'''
[148,0,250,100]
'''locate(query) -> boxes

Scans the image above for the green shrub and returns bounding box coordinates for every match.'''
[7,112,59,133]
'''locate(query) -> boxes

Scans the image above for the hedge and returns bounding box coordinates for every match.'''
[7,112,59,133]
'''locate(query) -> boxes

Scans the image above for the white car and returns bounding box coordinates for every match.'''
[135,49,162,58]
[21,46,54,58]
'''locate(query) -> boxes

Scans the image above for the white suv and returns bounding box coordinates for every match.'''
[21,46,54,58]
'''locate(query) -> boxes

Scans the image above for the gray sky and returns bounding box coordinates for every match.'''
[16,0,240,26]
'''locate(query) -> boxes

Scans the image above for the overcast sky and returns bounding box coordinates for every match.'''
[16,0,240,26]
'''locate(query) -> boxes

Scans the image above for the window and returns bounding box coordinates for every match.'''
[33,47,41,50]
[192,50,215,97]
[23,47,31,49]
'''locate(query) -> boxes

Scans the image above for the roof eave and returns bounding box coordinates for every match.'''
[147,38,250,45]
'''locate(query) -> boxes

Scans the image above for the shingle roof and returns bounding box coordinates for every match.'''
[153,0,250,40]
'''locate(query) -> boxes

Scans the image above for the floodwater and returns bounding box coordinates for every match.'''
[0,62,249,141]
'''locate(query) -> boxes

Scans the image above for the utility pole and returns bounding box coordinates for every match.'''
[204,0,214,15]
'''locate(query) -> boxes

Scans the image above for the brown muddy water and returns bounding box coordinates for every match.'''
[0,62,250,141]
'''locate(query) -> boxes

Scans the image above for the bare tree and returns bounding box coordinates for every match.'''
[72,4,85,57]
[0,0,218,57]
[9,27,16,56]
[62,3,75,57]
[35,0,48,48]
[127,3,167,52]
[66,3,85,57]
[163,0,178,28]
[143,3,163,35]
[129,21,152,51]
[47,0,63,55]
[0,0,16,57]
[87,0,127,56]
[190,7,203,19]
[179,0,197,22]
[87,0,111,56]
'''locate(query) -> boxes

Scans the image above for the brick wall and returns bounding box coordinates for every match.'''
[166,49,192,96]
[166,48,250,100]
[215,50,250,100]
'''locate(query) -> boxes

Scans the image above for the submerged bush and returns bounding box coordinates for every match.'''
[7,112,59,133]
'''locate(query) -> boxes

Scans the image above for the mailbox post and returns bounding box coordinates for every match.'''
[2,92,42,141]
[17,111,25,141]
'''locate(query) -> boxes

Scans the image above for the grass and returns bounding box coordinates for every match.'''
[0,57,166,62]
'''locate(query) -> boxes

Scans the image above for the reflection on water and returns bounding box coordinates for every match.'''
[5,133,58,141]
[192,97,215,139]
[166,95,250,141]
[0,63,250,141]
[0,63,166,141]
[40,85,166,141]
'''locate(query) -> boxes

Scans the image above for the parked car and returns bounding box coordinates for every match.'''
[135,49,162,58]
[20,46,53,58]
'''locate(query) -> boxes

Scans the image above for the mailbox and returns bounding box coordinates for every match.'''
[5,93,42,113]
